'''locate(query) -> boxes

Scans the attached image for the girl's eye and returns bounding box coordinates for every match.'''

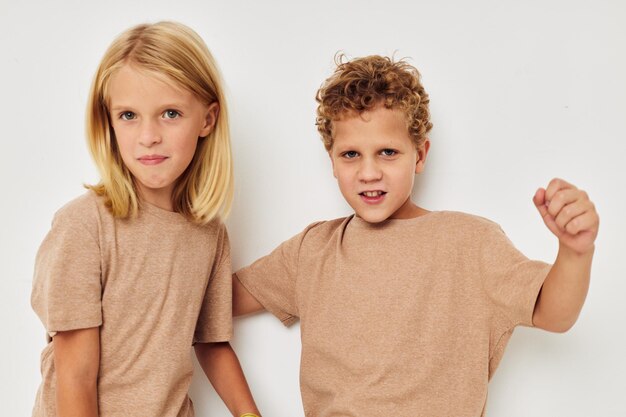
[120,111,136,121]
[381,149,397,157]
[163,110,180,119]
[343,151,359,159]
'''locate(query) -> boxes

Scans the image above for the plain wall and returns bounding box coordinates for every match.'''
[1,0,625,415]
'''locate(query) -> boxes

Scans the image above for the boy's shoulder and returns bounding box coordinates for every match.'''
[437,210,501,229]
[430,211,506,243]
[296,216,350,240]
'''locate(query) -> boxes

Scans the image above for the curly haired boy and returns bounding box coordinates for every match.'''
[234,55,598,416]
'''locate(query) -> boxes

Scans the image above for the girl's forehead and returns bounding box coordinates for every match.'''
[105,63,197,105]
[112,64,182,91]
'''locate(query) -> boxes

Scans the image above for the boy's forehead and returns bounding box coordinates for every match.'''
[331,106,415,151]
[333,106,407,133]
[335,109,364,121]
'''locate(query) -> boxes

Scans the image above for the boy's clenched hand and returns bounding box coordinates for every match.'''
[533,178,599,255]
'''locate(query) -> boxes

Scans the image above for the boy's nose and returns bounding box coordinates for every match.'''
[138,121,163,147]
[358,159,383,182]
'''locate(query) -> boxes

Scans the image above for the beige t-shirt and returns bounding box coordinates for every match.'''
[31,191,232,417]
[236,211,551,417]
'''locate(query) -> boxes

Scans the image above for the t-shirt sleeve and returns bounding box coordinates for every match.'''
[31,200,103,337]
[194,224,233,343]
[235,227,310,327]
[480,222,552,328]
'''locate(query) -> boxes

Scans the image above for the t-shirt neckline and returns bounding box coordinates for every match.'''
[140,200,189,224]
[348,210,443,230]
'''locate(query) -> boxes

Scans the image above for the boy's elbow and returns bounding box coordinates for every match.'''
[533,312,579,333]
[544,322,575,334]
[232,303,245,317]
[232,273,265,317]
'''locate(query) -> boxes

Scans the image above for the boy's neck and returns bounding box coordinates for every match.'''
[355,201,430,224]
[394,205,430,219]
[388,200,429,220]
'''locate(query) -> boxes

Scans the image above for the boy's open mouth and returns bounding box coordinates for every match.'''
[359,191,387,204]
[360,191,386,197]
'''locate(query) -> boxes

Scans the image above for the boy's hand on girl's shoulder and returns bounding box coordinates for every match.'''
[533,178,599,256]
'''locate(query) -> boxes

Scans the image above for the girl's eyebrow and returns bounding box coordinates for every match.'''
[109,102,187,112]
[109,104,135,112]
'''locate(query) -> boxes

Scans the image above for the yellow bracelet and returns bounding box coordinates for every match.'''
[240,414,260,417]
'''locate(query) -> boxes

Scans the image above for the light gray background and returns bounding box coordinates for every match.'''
[2,1,625,416]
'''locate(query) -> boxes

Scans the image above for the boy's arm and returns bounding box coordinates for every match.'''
[194,342,260,416]
[233,273,265,316]
[54,327,100,417]
[531,178,599,333]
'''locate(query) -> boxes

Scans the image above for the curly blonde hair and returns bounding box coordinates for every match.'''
[315,54,432,151]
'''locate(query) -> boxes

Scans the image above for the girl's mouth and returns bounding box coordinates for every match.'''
[138,155,168,165]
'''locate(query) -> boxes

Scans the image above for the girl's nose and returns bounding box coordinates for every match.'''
[138,120,162,147]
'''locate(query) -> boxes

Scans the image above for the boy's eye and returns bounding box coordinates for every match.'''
[120,111,136,121]
[163,110,180,119]
[381,149,397,157]
[343,151,359,159]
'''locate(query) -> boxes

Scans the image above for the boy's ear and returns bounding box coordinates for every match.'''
[415,138,431,174]
[199,102,220,137]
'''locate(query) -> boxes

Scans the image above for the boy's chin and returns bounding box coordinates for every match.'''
[353,210,393,224]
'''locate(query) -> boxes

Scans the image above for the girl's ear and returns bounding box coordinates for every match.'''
[199,102,220,137]
[415,138,430,174]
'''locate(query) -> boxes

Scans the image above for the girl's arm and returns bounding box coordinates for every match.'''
[54,327,100,417]
[194,342,260,416]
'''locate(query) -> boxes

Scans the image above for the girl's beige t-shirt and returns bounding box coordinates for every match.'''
[236,211,551,417]
[31,192,232,417]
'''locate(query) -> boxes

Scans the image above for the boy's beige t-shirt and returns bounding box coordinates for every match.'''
[31,192,232,417]
[236,211,550,417]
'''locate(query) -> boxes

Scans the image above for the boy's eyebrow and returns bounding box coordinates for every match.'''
[331,144,352,152]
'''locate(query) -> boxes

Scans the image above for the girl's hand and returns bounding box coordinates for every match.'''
[533,178,599,256]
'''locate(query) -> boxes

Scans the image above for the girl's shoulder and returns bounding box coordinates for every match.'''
[52,190,108,228]
[189,216,228,242]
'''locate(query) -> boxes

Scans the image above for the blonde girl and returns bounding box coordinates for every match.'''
[31,21,260,417]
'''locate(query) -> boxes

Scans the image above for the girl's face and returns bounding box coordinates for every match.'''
[108,64,218,211]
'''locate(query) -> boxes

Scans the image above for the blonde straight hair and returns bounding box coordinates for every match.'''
[86,21,233,224]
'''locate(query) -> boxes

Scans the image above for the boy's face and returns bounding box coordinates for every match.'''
[329,105,429,223]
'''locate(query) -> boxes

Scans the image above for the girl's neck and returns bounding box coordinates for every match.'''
[137,184,174,212]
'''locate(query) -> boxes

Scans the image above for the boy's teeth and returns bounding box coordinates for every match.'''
[363,191,382,197]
